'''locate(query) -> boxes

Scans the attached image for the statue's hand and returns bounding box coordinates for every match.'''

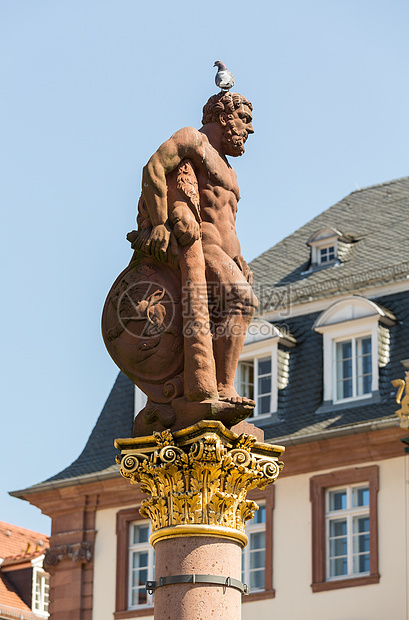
[146,224,171,262]
[170,205,200,247]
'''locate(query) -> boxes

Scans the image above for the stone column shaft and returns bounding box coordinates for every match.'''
[153,535,241,620]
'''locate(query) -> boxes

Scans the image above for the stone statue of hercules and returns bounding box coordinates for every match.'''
[139,91,258,408]
[102,91,259,434]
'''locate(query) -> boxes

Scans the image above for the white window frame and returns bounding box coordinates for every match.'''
[320,317,379,404]
[313,296,397,405]
[237,340,278,418]
[242,502,266,592]
[333,332,373,403]
[307,230,339,266]
[325,484,370,581]
[128,521,155,609]
[318,243,337,265]
[31,558,50,617]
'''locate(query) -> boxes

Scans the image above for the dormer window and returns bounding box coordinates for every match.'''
[313,295,396,410]
[236,319,296,419]
[307,227,358,271]
[307,228,341,267]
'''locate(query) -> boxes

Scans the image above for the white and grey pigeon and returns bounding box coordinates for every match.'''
[214,60,235,91]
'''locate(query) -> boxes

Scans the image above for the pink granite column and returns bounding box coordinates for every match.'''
[152,535,242,620]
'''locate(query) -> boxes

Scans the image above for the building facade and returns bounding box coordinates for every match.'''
[0,521,50,620]
[12,176,409,619]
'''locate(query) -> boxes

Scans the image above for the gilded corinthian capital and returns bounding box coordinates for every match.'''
[115,421,284,546]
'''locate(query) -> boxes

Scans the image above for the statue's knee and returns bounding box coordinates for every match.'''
[229,285,258,317]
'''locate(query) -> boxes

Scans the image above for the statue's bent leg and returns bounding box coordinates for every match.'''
[204,246,258,403]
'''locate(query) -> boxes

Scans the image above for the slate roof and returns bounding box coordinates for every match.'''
[260,289,408,442]
[251,176,409,311]
[12,176,409,492]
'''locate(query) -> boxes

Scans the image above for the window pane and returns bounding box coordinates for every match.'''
[336,340,353,399]
[133,524,149,544]
[330,537,347,557]
[239,361,254,400]
[258,375,271,395]
[329,490,347,511]
[258,357,271,375]
[353,553,370,574]
[258,395,271,414]
[254,504,266,524]
[250,531,265,550]
[356,337,372,395]
[354,516,370,534]
[337,378,352,400]
[132,588,147,606]
[250,549,265,569]
[249,569,264,590]
[337,341,352,363]
[330,557,348,577]
[133,551,148,569]
[353,532,370,554]
[330,519,347,537]
[353,487,369,507]
[243,502,266,593]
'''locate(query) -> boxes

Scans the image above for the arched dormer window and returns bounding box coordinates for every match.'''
[236,319,296,419]
[307,228,358,270]
[313,296,395,409]
[307,227,341,266]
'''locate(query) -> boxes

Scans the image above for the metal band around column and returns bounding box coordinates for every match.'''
[146,574,249,595]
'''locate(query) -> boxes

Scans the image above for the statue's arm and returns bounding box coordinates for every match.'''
[142,127,204,262]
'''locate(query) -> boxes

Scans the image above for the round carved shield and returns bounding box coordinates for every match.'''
[102,255,184,402]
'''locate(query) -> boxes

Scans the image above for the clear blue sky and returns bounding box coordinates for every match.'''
[1,0,408,535]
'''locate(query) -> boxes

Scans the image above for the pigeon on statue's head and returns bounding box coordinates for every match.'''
[214,61,235,91]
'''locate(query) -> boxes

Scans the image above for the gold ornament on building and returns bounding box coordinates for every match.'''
[392,371,409,429]
[115,421,284,546]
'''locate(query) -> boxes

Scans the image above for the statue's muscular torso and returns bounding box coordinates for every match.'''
[141,126,246,265]
[194,139,242,260]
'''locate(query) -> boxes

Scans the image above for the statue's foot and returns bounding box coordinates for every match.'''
[218,388,256,408]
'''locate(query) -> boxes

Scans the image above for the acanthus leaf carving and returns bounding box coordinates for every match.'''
[117,422,284,536]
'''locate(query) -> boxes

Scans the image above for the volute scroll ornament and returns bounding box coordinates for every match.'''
[392,371,409,428]
[115,421,284,544]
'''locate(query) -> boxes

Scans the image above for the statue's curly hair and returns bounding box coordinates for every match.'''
[202,92,253,125]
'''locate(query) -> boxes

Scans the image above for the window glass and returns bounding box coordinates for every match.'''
[319,245,336,263]
[326,485,370,580]
[352,486,369,507]
[239,361,254,401]
[33,569,50,614]
[129,522,154,608]
[238,355,273,417]
[329,489,347,511]
[132,523,149,544]
[335,337,372,401]
[242,502,266,592]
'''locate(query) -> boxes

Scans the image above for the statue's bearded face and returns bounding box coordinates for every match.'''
[220,105,254,157]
